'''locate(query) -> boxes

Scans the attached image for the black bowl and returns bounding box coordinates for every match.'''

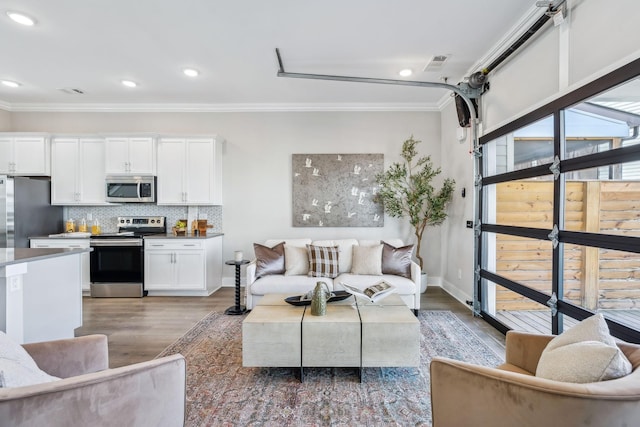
[284,290,352,306]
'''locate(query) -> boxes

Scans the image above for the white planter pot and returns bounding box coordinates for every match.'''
[420,272,428,293]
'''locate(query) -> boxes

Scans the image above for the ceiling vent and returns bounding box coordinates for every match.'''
[58,88,84,95]
[423,55,449,72]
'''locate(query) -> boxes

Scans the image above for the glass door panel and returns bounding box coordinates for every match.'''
[484,278,553,334]
[563,244,640,331]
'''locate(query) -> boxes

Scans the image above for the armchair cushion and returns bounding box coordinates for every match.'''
[536,313,632,383]
[0,331,59,388]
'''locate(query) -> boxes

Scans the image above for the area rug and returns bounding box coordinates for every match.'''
[157,310,504,426]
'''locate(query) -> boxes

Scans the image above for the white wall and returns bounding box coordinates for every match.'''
[482,0,640,133]
[440,103,476,304]
[0,110,10,131]
[9,110,443,284]
[440,0,640,304]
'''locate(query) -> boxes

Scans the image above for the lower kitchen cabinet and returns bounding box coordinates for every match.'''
[144,236,222,296]
[30,238,91,293]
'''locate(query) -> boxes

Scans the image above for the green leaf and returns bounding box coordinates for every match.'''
[375,136,455,270]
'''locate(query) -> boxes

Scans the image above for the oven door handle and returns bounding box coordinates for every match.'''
[90,239,143,247]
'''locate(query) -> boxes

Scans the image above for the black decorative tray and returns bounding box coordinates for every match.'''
[284,290,352,306]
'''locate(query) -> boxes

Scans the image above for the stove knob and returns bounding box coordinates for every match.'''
[126,219,131,223]
[150,219,155,223]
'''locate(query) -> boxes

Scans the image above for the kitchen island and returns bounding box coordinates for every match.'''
[0,248,90,344]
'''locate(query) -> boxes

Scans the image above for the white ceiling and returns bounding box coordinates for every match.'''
[0,0,538,112]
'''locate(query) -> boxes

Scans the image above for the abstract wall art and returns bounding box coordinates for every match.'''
[292,153,384,227]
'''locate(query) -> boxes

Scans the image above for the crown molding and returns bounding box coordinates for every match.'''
[0,101,439,113]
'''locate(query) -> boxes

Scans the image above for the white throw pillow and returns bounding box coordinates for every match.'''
[350,244,383,275]
[535,313,632,383]
[0,331,59,388]
[284,244,309,276]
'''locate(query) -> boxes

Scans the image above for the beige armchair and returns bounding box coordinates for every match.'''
[430,330,640,427]
[0,335,186,427]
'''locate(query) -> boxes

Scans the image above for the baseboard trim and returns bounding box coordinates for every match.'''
[440,279,474,311]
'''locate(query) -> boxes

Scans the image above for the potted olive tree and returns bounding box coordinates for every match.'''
[375,136,455,292]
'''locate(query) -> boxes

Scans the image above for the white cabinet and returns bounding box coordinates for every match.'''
[30,238,91,292]
[0,134,50,176]
[105,137,155,175]
[144,236,222,296]
[157,137,222,205]
[144,240,205,290]
[51,137,109,205]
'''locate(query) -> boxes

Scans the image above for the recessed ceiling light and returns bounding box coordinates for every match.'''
[1,80,21,88]
[399,69,413,77]
[183,68,199,77]
[121,80,137,88]
[6,11,36,26]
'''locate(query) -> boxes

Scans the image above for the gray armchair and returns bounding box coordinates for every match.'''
[0,334,186,427]
[430,330,640,427]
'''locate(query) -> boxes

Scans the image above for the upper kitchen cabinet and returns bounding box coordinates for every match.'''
[51,137,110,205]
[105,136,156,175]
[157,136,223,205]
[0,134,50,176]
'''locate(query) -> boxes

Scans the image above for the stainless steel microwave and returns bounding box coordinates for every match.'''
[105,176,156,203]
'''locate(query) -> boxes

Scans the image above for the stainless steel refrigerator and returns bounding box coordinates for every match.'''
[0,175,64,248]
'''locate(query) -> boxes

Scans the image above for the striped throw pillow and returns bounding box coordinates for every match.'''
[307,244,340,278]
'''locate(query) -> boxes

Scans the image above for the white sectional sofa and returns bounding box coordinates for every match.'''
[246,238,421,314]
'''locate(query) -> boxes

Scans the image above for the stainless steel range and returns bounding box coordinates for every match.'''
[90,216,166,297]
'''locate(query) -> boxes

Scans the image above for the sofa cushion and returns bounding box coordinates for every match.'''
[253,241,285,278]
[307,244,340,278]
[312,239,358,273]
[536,313,632,383]
[0,331,59,388]
[381,241,414,278]
[350,244,383,275]
[335,273,417,295]
[250,275,333,295]
[284,244,309,276]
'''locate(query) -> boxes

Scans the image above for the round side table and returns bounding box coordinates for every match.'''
[225,260,250,315]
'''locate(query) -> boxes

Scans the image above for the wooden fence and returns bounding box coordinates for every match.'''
[495,180,640,311]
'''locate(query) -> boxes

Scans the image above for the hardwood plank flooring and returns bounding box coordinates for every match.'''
[75,286,506,368]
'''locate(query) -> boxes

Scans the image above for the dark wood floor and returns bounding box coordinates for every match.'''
[75,286,507,368]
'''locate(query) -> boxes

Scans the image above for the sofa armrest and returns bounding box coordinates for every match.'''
[246,259,257,285]
[431,356,640,427]
[504,330,554,374]
[0,354,186,427]
[410,261,421,310]
[22,334,109,378]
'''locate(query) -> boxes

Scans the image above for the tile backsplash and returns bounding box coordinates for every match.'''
[66,205,222,233]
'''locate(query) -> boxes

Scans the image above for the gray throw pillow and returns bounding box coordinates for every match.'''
[253,242,285,278]
[381,241,414,278]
